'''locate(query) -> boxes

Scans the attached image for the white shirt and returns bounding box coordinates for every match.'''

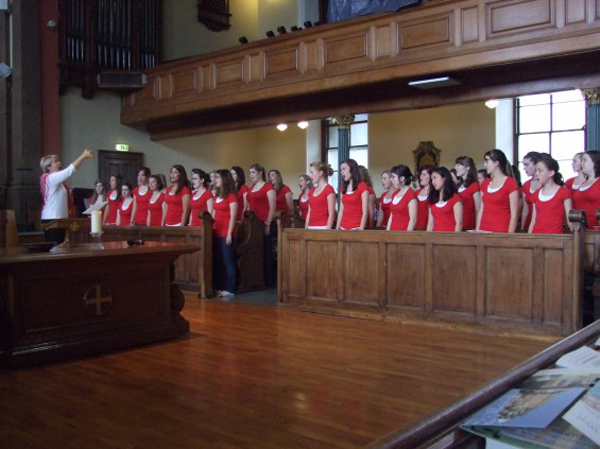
[41,164,77,220]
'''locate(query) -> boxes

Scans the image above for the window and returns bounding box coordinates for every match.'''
[516,90,586,180]
[325,114,369,190]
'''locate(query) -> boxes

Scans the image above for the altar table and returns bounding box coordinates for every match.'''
[0,241,198,368]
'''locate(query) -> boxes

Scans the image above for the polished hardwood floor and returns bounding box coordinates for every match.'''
[0,295,556,448]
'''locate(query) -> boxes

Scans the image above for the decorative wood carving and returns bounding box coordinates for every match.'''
[413,141,441,169]
[197,0,231,32]
[121,0,600,138]
[583,88,600,104]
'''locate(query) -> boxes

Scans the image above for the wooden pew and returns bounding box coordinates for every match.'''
[236,211,266,293]
[42,217,213,298]
[279,213,585,337]
[0,210,19,248]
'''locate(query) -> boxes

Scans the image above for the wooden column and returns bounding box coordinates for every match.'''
[331,115,354,196]
[3,1,43,224]
[584,88,600,151]
[0,8,10,210]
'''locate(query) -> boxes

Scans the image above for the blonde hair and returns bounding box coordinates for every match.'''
[40,155,58,173]
[310,161,334,178]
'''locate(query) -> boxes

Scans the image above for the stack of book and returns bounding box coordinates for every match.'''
[461,344,600,449]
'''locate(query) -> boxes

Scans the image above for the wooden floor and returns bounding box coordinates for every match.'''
[1,296,556,449]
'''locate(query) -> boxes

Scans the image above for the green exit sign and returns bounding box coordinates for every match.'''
[115,144,129,152]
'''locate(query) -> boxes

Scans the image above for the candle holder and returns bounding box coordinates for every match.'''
[89,231,104,250]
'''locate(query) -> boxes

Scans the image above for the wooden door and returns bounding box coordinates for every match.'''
[98,150,144,186]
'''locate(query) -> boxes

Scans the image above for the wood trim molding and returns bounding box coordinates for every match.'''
[121,0,600,138]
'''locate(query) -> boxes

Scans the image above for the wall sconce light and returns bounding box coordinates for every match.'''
[239,36,249,44]
[291,26,301,32]
[266,30,275,38]
[304,21,313,28]
[276,124,288,132]
[485,99,500,109]
[277,26,287,35]
[297,121,309,130]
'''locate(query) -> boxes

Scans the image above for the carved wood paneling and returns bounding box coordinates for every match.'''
[121,0,600,137]
[387,243,425,309]
[279,229,583,336]
[344,242,379,305]
[487,0,554,36]
[400,15,453,49]
[432,245,477,314]
[566,0,587,23]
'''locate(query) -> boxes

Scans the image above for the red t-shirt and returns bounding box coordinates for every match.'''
[132,186,152,225]
[236,184,249,221]
[521,179,541,230]
[430,193,462,232]
[565,177,583,196]
[531,186,570,234]
[213,193,238,238]
[458,182,480,230]
[572,178,600,228]
[118,198,134,225]
[165,185,191,226]
[415,189,429,229]
[105,189,121,225]
[275,185,292,212]
[480,177,519,232]
[247,182,275,222]
[189,188,213,226]
[298,191,310,220]
[379,190,399,227]
[388,189,417,231]
[147,192,165,226]
[308,185,336,227]
[340,181,368,229]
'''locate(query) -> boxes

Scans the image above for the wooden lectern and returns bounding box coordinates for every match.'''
[42,217,91,247]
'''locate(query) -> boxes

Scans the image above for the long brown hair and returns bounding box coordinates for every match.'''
[216,169,236,199]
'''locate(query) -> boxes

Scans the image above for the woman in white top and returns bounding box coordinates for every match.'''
[39,149,94,243]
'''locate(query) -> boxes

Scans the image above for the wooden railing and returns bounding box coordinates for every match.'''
[121,0,600,137]
[279,214,585,337]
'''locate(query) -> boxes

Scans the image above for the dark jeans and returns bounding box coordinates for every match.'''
[213,237,236,293]
[41,220,66,244]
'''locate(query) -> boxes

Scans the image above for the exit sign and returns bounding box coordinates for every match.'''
[115,144,129,152]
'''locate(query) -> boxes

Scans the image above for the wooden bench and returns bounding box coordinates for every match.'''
[236,211,266,293]
[279,212,585,337]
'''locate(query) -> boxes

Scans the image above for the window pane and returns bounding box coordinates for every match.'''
[557,159,576,180]
[518,133,549,159]
[350,147,368,167]
[552,102,585,131]
[329,172,339,193]
[350,123,368,146]
[354,113,368,122]
[519,93,550,106]
[551,130,585,161]
[519,105,551,133]
[328,127,338,148]
[328,149,339,170]
[552,89,583,103]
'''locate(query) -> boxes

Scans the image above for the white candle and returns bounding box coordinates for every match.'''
[91,210,102,234]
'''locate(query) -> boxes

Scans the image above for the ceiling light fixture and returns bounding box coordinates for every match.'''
[297,121,309,130]
[276,123,288,132]
[408,76,461,89]
[485,99,500,109]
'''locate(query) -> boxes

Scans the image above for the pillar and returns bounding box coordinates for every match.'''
[583,88,600,151]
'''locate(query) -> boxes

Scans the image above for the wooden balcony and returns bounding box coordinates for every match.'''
[121,0,600,139]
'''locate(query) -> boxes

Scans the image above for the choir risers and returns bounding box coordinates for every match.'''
[279,217,585,337]
[121,0,600,138]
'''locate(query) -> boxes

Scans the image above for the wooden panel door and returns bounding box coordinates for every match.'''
[98,150,144,186]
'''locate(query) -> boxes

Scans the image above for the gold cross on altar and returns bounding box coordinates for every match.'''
[84,284,113,316]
